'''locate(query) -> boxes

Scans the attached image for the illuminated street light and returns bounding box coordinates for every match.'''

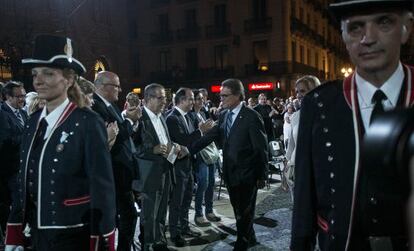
[341,67,353,77]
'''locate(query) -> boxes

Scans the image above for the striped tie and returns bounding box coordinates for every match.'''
[15,110,24,126]
[225,111,233,137]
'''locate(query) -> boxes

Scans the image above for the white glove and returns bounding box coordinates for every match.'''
[5,245,24,251]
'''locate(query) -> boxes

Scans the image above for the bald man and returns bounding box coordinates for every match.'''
[92,71,139,251]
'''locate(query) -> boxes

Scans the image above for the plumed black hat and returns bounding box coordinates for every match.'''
[329,0,413,21]
[22,34,86,75]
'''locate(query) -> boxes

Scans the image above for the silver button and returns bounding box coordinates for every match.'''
[50,191,55,195]
[20,159,23,163]
[370,197,377,205]
[30,169,34,173]
[326,142,332,147]
[29,182,33,186]
[52,221,56,224]
[53,158,58,162]
[70,132,74,135]
[330,219,335,224]
[52,169,56,173]
[330,172,335,178]
[331,204,335,209]
[52,211,56,215]
[331,235,335,240]
[51,201,56,205]
[51,180,55,185]
[372,218,378,224]
[75,123,79,126]
[313,93,319,98]
[328,156,334,162]
[321,114,326,119]
[323,127,329,133]
[318,102,323,108]
[331,188,336,194]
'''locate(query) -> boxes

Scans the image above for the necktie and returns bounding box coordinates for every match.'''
[370,90,387,125]
[33,118,48,149]
[108,105,124,123]
[225,111,233,137]
[185,114,194,133]
[15,110,24,126]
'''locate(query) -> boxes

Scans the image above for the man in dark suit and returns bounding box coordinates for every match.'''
[190,79,268,251]
[291,1,414,250]
[0,81,28,237]
[134,83,179,251]
[92,71,140,251]
[166,87,213,247]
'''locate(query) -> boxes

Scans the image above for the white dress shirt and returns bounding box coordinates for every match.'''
[144,106,168,145]
[356,62,404,130]
[39,98,70,139]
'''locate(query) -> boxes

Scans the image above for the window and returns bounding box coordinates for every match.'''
[185,48,198,70]
[253,40,268,69]
[214,45,229,70]
[300,45,304,64]
[158,14,169,33]
[253,0,267,19]
[160,50,171,72]
[185,9,197,29]
[292,41,297,62]
[214,4,227,27]
[315,51,319,68]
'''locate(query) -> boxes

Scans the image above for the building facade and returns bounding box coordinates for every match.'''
[135,0,350,98]
[0,0,139,92]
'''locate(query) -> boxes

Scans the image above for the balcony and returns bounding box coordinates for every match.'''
[244,61,325,80]
[150,31,174,44]
[244,17,273,34]
[205,23,231,39]
[176,27,201,41]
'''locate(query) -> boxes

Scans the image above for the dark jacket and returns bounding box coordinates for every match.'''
[6,103,116,244]
[291,66,414,251]
[190,104,268,186]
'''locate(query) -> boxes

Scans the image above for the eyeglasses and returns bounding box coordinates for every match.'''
[13,95,26,99]
[219,93,233,98]
[103,83,122,90]
[152,95,166,101]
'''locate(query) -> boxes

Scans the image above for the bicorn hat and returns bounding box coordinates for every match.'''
[329,0,413,21]
[22,34,86,75]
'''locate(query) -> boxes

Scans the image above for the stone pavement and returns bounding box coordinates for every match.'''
[132,175,293,250]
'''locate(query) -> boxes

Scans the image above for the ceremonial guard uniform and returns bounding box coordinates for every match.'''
[291,66,414,250]
[5,35,116,251]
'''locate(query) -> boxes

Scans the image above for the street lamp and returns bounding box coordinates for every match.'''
[341,67,353,77]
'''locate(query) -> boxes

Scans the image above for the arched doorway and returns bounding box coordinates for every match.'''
[94,56,110,80]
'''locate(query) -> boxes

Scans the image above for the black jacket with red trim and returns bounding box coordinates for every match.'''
[291,65,414,251]
[6,103,116,250]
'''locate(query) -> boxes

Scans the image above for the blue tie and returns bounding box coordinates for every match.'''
[225,111,233,137]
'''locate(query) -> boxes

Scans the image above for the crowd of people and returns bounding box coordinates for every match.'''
[1,0,414,251]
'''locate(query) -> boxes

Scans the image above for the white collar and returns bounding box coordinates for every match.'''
[355,62,404,108]
[175,106,188,117]
[40,98,70,128]
[96,92,112,107]
[229,102,243,116]
[144,106,161,119]
[5,101,19,113]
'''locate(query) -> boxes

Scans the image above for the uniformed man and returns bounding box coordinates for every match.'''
[291,0,414,250]
[4,35,116,251]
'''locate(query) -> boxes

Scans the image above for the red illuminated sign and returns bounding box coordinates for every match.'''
[210,85,222,93]
[248,82,274,91]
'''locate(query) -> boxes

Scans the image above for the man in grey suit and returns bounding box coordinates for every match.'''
[134,83,179,251]
[190,79,268,251]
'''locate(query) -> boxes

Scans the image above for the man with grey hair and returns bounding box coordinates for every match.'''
[291,1,414,250]
[190,79,268,251]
